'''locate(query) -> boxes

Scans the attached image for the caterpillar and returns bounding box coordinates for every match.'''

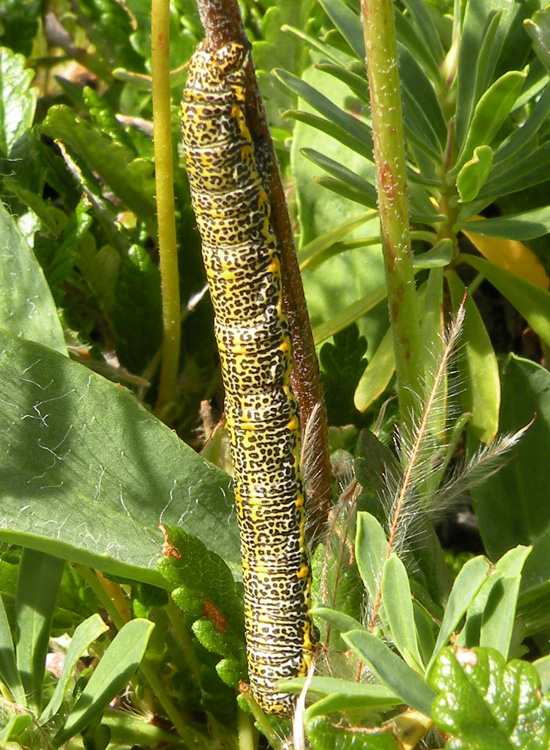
[182,40,315,717]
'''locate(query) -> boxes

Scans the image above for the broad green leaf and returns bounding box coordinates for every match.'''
[342,630,436,717]
[427,555,491,672]
[381,554,423,670]
[524,6,550,73]
[0,592,26,706]
[53,619,155,746]
[462,255,550,347]
[456,67,528,172]
[15,549,65,713]
[312,283,387,344]
[39,614,109,725]
[0,330,241,587]
[41,105,157,236]
[533,656,550,694]
[479,547,531,659]
[306,715,400,749]
[447,271,500,442]
[457,145,494,202]
[0,47,37,157]
[0,202,66,355]
[354,327,394,412]
[461,207,550,243]
[429,647,550,749]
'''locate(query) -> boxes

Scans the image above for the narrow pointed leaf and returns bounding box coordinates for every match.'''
[381,554,424,669]
[53,619,155,746]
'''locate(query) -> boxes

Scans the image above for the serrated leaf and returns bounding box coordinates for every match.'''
[0,330,240,587]
[0,202,66,355]
[41,105,157,235]
[158,525,244,644]
[447,271,500,442]
[306,715,400,749]
[342,630,436,717]
[0,47,37,157]
[320,324,368,425]
[429,647,550,749]
[462,255,550,347]
[457,145,494,202]
[53,619,155,747]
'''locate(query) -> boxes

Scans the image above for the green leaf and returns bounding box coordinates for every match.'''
[462,255,550,347]
[427,555,491,672]
[381,554,424,670]
[312,283,388,345]
[480,140,550,199]
[306,715,400,749]
[342,630,436,717]
[0,202,66,355]
[354,327,394,412]
[478,546,531,660]
[312,605,363,636]
[456,67,529,172]
[429,647,550,749]
[446,271,500,442]
[470,356,550,619]
[355,512,389,610]
[15,549,65,713]
[460,206,550,241]
[41,105,157,236]
[0,47,37,157]
[297,676,400,719]
[39,614,109,725]
[158,525,244,664]
[275,69,374,157]
[457,145,494,202]
[0,330,240,586]
[524,6,550,73]
[298,211,378,270]
[493,83,550,167]
[318,0,365,60]
[53,619,155,747]
[302,148,378,207]
[413,239,453,268]
[0,591,26,706]
[0,713,33,745]
[320,325,368,425]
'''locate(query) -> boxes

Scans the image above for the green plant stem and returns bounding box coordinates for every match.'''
[237,705,257,750]
[152,0,180,421]
[361,0,422,426]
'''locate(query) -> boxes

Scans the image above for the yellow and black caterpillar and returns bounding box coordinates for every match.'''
[182,40,314,716]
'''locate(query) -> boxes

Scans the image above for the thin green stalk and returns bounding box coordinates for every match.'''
[152,0,180,420]
[361,0,422,425]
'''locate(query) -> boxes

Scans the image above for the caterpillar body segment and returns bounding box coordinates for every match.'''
[182,40,314,716]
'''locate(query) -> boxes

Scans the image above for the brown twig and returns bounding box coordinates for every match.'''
[195,0,333,531]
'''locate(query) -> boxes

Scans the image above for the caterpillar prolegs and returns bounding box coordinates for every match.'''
[181,41,315,716]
